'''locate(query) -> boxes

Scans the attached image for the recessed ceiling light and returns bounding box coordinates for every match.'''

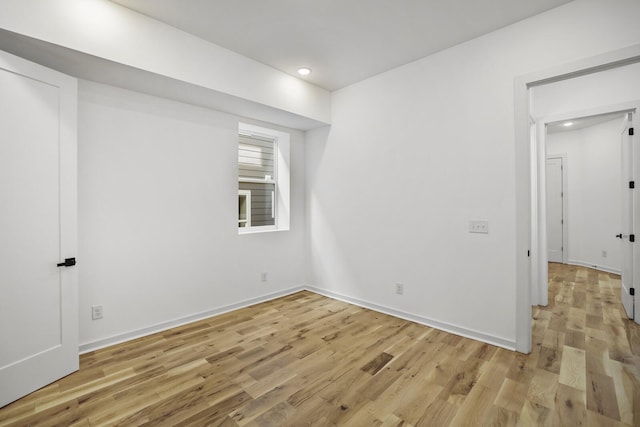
[563,122,574,127]
[297,67,311,76]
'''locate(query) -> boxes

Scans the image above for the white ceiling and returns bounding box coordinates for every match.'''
[547,111,629,134]
[110,0,573,91]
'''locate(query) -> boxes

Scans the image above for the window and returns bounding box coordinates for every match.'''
[238,123,290,233]
[238,133,276,228]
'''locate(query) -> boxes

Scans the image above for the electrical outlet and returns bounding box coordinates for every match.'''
[92,305,103,320]
[395,283,404,295]
[469,220,489,234]
[602,250,607,258]
[261,272,268,282]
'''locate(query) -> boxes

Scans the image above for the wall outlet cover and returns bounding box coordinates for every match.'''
[92,305,103,320]
[469,220,489,234]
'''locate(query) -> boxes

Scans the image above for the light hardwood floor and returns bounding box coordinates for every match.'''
[1,264,638,426]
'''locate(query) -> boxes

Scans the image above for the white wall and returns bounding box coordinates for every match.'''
[547,118,624,273]
[306,0,640,349]
[78,80,306,349]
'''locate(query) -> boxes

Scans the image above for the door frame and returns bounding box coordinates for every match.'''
[514,43,640,353]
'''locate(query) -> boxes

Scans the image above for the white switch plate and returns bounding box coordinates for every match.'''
[469,220,489,234]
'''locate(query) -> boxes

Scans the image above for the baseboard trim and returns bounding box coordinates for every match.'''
[305,286,516,351]
[567,259,621,275]
[80,284,517,354]
[79,286,305,354]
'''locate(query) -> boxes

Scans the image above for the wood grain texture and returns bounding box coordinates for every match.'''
[0,263,637,426]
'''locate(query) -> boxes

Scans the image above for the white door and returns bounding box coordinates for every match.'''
[546,157,564,263]
[620,112,635,320]
[0,51,78,407]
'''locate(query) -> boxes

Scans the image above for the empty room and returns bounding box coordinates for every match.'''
[1,0,639,425]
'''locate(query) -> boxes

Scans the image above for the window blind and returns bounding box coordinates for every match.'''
[238,133,276,227]
[238,134,275,181]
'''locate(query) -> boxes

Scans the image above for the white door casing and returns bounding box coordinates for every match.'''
[546,157,564,264]
[0,50,78,408]
[620,112,635,319]
[634,113,640,323]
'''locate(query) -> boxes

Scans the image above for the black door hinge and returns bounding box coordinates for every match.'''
[630,181,636,189]
[57,257,76,267]
[630,127,635,136]
[630,288,635,296]
[527,250,530,257]
[631,234,636,243]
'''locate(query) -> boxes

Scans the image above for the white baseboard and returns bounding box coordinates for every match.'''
[80,284,517,354]
[79,286,305,354]
[567,259,621,275]
[305,286,516,351]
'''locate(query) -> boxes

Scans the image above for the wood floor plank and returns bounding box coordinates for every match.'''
[415,398,458,427]
[385,381,441,425]
[608,359,638,426]
[585,334,611,376]
[494,377,529,414]
[525,368,559,410]
[1,264,637,426]
[559,346,587,391]
[519,399,553,426]
[483,405,519,427]
[587,410,627,427]
[172,390,252,427]
[565,329,586,350]
[537,345,562,374]
[230,380,300,425]
[377,413,407,427]
[244,401,296,427]
[586,371,621,421]
[447,383,498,425]
[552,384,587,426]
[361,352,394,375]
[438,357,486,406]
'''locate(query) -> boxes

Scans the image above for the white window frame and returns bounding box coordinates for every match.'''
[238,122,290,234]
[238,189,251,228]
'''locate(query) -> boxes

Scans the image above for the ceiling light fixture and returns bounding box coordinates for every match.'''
[563,122,574,127]
[297,67,312,76]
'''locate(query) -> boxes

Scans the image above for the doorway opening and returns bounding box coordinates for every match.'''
[514,44,640,353]
[546,111,629,267]
[533,105,637,310]
[542,111,631,312]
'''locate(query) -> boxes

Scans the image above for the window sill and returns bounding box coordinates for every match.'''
[238,227,289,235]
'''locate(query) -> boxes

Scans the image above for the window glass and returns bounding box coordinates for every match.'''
[238,133,276,228]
